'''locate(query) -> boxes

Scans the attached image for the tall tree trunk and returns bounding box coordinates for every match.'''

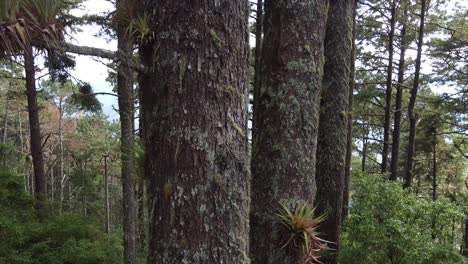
[382,0,397,174]
[315,1,354,262]
[404,0,427,189]
[362,132,368,172]
[432,129,437,202]
[463,218,468,257]
[431,128,437,240]
[2,82,10,144]
[116,0,137,261]
[390,8,407,181]
[137,45,150,254]
[50,164,55,202]
[136,177,145,249]
[103,154,110,234]
[58,98,64,205]
[343,0,358,222]
[24,47,46,209]
[252,0,263,136]
[250,1,328,263]
[142,1,250,263]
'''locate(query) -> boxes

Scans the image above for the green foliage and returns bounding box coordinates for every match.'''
[339,174,466,264]
[0,169,123,264]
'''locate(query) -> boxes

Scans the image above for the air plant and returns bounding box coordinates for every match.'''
[275,202,332,264]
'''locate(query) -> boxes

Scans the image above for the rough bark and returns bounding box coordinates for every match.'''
[116,1,137,262]
[404,0,426,189]
[252,0,263,136]
[343,0,358,222]
[315,1,354,263]
[142,1,250,263]
[250,1,328,263]
[24,47,46,210]
[382,0,397,174]
[390,10,407,181]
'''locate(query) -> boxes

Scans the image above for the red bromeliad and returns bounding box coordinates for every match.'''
[276,202,333,264]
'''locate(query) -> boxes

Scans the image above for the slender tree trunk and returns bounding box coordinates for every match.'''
[116,0,137,261]
[137,45,150,255]
[382,0,397,174]
[58,98,64,205]
[50,164,55,202]
[362,133,368,172]
[143,1,250,263]
[24,47,46,209]
[2,82,10,144]
[463,218,468,257]
[404,0,427,189]
[431,128,437,240]
[103,154,110,235]
[250,1,328,263]
[136,178,145,249]
[315,1,354,262]
[343,0,358,222]
[432,129,437,202]
[390,9,407,181]
[59,168,66,213]
[252,0,263,137]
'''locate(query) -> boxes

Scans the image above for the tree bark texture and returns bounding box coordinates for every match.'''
[404,0,426,189]
[116,0,137,261]
[24,47,47,209]
[252,0,263,137]
[343,0,358,222]
[382,0,397,174]
[390,10,407,181]
[250,1,328,263]
[315,1,354,262]
[142,1,250,263]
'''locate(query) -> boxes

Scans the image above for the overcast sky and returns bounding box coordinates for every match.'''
[70,0,465,120]
[70,0,117,120]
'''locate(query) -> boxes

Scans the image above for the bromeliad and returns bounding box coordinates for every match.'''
[276,202,333,264]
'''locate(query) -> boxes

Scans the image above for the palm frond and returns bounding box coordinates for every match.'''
[0,0,64,57]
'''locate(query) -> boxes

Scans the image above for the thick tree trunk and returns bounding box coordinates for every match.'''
[315,1,354,262]
[404,0,426,189]
[390,11,407,181]
[382,0,397,174]
[116,1,137,261]
[343,0,358,222]
[24,47,46,209]
[250,1,328,263]
[142,1,250,263]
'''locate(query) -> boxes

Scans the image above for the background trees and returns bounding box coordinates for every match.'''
[0,0,466,263]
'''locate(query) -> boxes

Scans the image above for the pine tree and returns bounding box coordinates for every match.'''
[141,1,250,263]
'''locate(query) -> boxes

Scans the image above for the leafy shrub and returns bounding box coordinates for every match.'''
[338,175,466,264]
[0,169,123,264]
